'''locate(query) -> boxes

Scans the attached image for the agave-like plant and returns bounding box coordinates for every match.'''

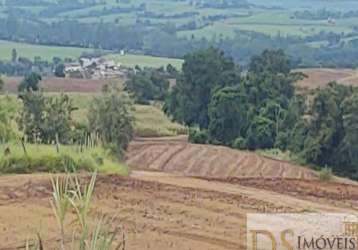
[68,172,97,232]
[29,172,124,250]
[51,175,71,250]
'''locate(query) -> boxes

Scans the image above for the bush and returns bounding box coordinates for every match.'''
[88,87,134,157]
[319,167,333,181]
[189,129,209,144]
[232,137,246,150]
[0,153,95,174]
[0,144,129,175]
[0,96,20,142]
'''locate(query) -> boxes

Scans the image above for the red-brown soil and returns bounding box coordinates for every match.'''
[296,68,358,90]
[3,77,123,93]
[0,137,357,249]
[0,171,358,249]
[125,136,319,180]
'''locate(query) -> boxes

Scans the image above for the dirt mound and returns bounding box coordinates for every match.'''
[125,137,319,181]
[3,77,123,93]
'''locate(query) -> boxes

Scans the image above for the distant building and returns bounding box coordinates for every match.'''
[65,57,124,79]
[64,62,82,73]
[327,18,336,26]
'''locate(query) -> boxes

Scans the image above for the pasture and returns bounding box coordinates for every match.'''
[0,40,183,69]
[1,0,358,41]
[0,40,94,61]
[1,76,187,137]
[105,53,184,69]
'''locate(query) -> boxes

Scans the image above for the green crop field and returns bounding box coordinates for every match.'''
[2,92,187,138]
[1,0,358,69]
[0,40,183,69]
[2,0,358,40]
[0,40,95,61]
[105,54,184,69]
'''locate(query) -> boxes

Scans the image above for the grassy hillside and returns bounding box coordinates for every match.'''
[0,143,130,175]
[1,92,187,138]
[0,40,95,61]
[0,40,183,69]
[1,0,357,40]
[67,93,187,137]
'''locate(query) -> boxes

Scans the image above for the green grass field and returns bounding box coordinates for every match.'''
[2,93,187,138]
[0,40,95,61]
[0,40,183,69]
[0,143,130,175]
[1,0,358,41]
[105,53,184,69]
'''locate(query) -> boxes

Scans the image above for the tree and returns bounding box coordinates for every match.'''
[124,68,169,104]
[245,115,276,149]
[88,86,134,156]
[164,48,238,128]
[339,93,358,174]
[54,63,66,78]
[0,76,4,92]
[208,86,250,145]
[0,96,19,142]
[302,82,353,172]
[18,73,42,92]
[11,48,17,63]
[18,91,77,144]
[166,64,178,77]
[249,49,291,75]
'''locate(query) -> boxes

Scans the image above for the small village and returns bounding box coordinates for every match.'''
[64,57,127,79]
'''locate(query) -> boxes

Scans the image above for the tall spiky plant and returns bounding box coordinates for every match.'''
[31,172,124,250]
[69,172,97,231]
[51,175,71,250]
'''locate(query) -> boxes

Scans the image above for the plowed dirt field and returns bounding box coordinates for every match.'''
[125,137,319,180]
[0,137,357,249]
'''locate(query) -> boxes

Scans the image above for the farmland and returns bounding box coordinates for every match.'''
[1,66,358,249]
[105,53,183,69]
[2,0,358,68]
[0,40,183,69]
[0,40,94,61]
[296,68,358,90]
[0,149,358,248]
[1,0,357,40]
[1,76,187,137]
[1,1,358,248]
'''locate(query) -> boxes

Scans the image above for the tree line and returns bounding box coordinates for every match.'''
[0,49,71,77]
[162,48,358,179]
[0,74,133,157]
[3,14,358,69]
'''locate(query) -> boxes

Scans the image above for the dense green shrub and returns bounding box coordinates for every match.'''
[88,86,134,157]
[188,129,209,144]
[125,67,170,104]
[318,167,333,182]
[0,153,95,174]
[0,96,20,142]
[0,144,129,175]
[232,137,246,150]
[18,91,78,144]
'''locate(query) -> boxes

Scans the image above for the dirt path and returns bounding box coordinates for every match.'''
[131,171,358,213]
